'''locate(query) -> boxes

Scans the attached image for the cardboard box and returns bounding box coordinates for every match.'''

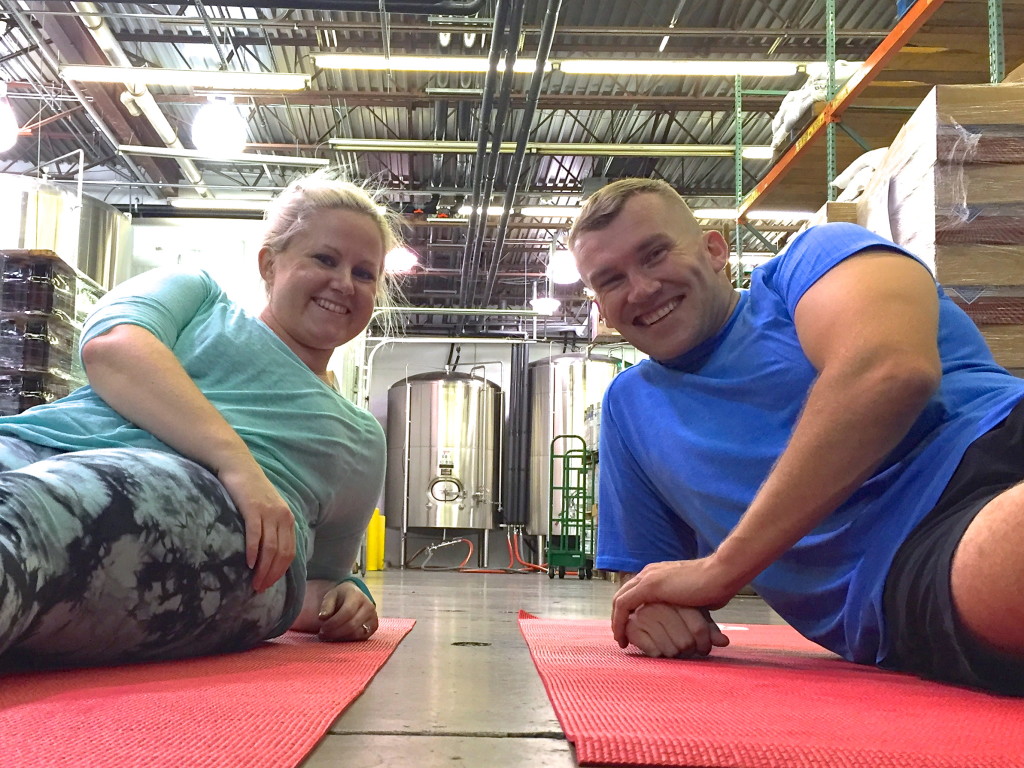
[934,244,1024,285]
[858,84,1024,285]
[807,201,859,227]
[589,303,621,343]
[978,324,1024,368]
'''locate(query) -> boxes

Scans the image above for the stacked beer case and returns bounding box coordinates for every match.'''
[858,82,1024,371]
[0,249,89,415]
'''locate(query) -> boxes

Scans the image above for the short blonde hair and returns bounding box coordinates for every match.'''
[567,178,690,253]
[262,171,405,331]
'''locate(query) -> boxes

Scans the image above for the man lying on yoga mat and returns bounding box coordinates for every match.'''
[570,177,1024,695]
[0,173,392,666]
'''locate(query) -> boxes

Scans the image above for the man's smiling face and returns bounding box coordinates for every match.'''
[573,192,736,361]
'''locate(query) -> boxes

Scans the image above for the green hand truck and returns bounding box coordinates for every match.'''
[547,434,596,580]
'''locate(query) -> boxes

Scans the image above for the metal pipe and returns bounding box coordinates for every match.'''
[362,336,541,410]
[458,0,510,307]
[483,0,562,308]
[430,98,447,188]
[463,0,527,312]
[374,306,543,319]
[72,1,211,198]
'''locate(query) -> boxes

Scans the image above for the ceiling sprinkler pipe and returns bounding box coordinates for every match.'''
[73,1,211,197]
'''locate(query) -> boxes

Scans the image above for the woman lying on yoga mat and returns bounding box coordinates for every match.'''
[0,174,393,666]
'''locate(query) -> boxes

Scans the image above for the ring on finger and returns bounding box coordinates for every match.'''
[361,623,371,635]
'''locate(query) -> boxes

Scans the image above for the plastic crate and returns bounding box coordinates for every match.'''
[0,313,78,376]
[0,371,72,415]
[0,250,77,323]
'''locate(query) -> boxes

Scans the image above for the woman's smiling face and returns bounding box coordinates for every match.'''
[259,207,385,373]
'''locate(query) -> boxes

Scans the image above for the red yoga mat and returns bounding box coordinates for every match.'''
[0,619,415,768]
[519,612,1024,768]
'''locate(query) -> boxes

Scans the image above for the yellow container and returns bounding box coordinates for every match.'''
[365,508,386,571]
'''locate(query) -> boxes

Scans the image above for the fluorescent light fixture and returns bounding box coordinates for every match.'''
[61,65,309,91]
[519,206,582,218]
[0,82,17,153]
[741,146,774,160]
[191,97,247,156]
[385,246,419,274]
[315,54,545,74]
[557,59,799,77]
[118,145,329,167]
[694,208,814,222]
[529,296,561,315]
[424,87,483,97]
[314,54,799,79]
[426,216,468,224]
[168,198,268,211]
[458,205,506,216]
[328,138,772,159]
[546,249,581,285]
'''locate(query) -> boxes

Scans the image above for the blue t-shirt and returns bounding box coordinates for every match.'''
[596,222,1024,665]
[0,268,386,633]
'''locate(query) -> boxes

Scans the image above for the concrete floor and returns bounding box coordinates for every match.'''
[302,569,786,768]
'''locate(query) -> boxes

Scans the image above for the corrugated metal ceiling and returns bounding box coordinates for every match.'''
[0,0,1006,336]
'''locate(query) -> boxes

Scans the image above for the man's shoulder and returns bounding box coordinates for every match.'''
[603,359,672,414]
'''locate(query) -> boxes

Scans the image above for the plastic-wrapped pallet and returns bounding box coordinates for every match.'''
[0,249,82,414]
[857,83,1024,367]
[857,83,1024,283]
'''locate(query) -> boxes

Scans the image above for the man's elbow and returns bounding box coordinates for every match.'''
[870,353,941,412]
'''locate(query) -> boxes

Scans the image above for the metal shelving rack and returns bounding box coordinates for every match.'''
[734,0,1015,225]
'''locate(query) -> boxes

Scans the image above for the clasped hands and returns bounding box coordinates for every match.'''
[612,556,737,659]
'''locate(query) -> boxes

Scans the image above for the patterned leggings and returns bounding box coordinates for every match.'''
[0,437,290,667]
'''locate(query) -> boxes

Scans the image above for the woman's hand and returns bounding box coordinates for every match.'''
[315,581,379,642]
[217,454,296,593]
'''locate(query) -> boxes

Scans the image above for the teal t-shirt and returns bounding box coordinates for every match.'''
[0,268,386,630]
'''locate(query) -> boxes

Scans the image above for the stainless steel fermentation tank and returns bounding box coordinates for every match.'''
[528,354,621,536]
[385,372,502,532]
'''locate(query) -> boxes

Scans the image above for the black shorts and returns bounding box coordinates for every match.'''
[882,398,1024,695]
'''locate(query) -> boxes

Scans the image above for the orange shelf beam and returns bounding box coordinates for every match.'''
[738,0,949,218]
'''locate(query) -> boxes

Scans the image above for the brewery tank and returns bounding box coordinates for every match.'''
[527,354,621,535]
[385,371,502,530]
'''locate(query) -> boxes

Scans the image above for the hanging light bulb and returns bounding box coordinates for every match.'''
[0,81,19,154]
[384,246,419,274]
[529,296,560,315]
[191,96,248,156]
[546,248,581,285]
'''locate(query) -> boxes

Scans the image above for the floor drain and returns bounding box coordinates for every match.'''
[451,641,491,647]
